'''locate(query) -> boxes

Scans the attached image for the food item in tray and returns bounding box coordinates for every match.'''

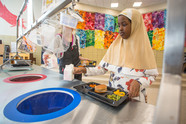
[94,84,107,93]
[89,84,97,88]
[80,60,89,67]
[107,94,121,101]
[93,63,96,66]
[113,89,125,97]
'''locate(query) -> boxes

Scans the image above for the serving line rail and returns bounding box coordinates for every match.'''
[0,65,155,124]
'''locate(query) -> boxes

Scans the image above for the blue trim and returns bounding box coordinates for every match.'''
[3,88,81,122]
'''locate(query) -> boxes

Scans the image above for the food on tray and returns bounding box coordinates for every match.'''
[73,82,128,106]
[89,84,97,88]
[78,60,97,67]
[94,84,107,93]
[107,94,121,101]
[113,89,125,97]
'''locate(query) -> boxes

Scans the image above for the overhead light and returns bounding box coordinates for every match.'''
[133,2,142,7]
[111,3,118,8]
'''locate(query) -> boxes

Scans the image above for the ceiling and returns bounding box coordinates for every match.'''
[77,0,167,11]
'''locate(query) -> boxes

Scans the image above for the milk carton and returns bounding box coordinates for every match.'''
[63,64,74,81]
[46,54,58,69]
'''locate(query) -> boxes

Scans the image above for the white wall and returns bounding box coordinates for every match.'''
[138,2,167,14]
[0,0,42,36]
[74,3,120,16]
[74,2,167,16]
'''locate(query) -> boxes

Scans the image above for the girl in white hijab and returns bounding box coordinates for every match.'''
[74,8,158,102]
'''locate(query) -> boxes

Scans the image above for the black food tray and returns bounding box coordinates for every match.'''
[12,64,30,67]
[73,82,128,107]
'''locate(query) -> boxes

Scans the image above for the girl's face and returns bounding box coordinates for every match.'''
[118,15,131,39]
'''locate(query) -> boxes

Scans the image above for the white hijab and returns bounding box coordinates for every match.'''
[102,9,157,69]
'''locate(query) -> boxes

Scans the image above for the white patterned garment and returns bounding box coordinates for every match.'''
[85,60,158,102]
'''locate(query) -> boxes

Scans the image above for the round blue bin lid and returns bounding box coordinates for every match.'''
[4,88,81,122]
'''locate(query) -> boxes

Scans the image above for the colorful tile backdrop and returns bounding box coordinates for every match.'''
[76,9,167,50]
[86,30,95,47]
[94,30,105,49]
[95,13,105,31]
[85,12,95,30]
[104,14,115,32]
[76,10,86,30]
[152,28,165,50]
[143,9,166,50]
[76,29,86,48]
[142,12,153,32]
[76,10,118,49]
[104,31,114,49]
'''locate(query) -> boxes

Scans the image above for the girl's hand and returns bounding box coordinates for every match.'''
[73,67,86,74]
[128,80,140,98]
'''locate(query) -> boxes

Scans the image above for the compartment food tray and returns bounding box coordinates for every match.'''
[73,82,128,107]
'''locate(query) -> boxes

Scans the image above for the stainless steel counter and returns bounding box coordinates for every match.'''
[0,65,155,124]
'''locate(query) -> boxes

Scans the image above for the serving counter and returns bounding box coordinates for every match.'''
[0,65,155,124]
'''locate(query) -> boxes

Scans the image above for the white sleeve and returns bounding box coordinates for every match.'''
[137,75,156,89]
[85,66,108,76]
[134,69,158,90]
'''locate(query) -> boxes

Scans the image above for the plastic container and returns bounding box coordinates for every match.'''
[45,54,58,69]
[60,12,78,29]
[63,64,74,81]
